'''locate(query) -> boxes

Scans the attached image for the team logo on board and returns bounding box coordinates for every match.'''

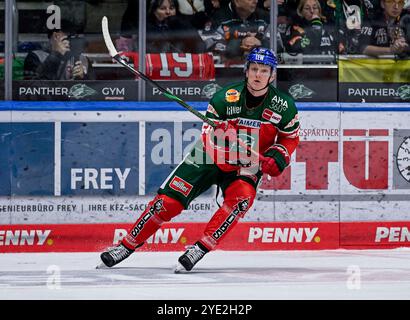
[289,84,314,100]
[68,84,97,99]
[397,85,410,100]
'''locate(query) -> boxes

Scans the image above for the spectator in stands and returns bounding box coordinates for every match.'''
[258,0,271,10]
[401,1,410,45]
[177,0,211,29]
[338,0,383,54]
[359,0,409,57]
[115,0,141,52]
[207,0,271,63]
[178,0,233,29]
[284,0,337,57]
[146,0,206,53]
[116,0,206,53]
[270,1,300,59]
[24,19,93,80]
[207,0,230,9]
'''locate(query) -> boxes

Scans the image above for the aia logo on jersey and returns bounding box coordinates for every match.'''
[262,108,282,124]
[170,176,193,197]
[225,89,240,103]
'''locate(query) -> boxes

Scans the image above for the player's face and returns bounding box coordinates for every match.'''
[246,63,275,95]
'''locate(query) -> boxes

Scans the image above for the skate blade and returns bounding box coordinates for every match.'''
[95,261,110,269]
[173,262,187,274]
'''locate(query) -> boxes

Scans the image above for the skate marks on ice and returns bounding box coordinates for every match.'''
[0,265,356,288]
[0,250,409,299]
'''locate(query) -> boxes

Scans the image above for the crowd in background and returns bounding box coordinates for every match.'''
[115,0,410,62]
[17,0,410,80]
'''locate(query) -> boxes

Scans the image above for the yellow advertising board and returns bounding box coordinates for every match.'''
[339,58,410,83]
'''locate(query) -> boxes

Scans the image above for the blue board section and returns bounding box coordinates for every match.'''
[10,123,54,196]
[61,122,139,195]
[0,101,409,197]
[144,121,202,194]
[0,123,12,196]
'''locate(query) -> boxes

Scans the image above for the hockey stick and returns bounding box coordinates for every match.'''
[101,16,216,128]
[101,16,265,162]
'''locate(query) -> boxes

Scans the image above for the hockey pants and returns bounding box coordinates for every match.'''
[121,179,256,251]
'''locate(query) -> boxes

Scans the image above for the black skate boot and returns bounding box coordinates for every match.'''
[97,244,134,268]
[174,241,209,273]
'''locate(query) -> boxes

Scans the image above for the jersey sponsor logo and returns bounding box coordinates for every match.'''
[212,198,250,240]
[170,176,193,197]
[262,108,273,120]
[226,105,241,116]
[262,108,282,124]
[225,89,240,103]
[270,95,289,112]
[206,104,219,117]
[269,112,282,124]
[238,118,261,128]
[0,229,51,246]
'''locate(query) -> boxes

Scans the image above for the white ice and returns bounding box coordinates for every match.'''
[0,249,409,300]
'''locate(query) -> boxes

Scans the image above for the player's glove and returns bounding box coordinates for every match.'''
[205,120,237,147]
[260,145,290,177]
[213,120,236,133]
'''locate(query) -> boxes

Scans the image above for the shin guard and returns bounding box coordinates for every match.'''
[200,180,256,250]
[122,194,184,249]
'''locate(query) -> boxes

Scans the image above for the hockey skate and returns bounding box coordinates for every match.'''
[96,243,134,269]
[174,242,208,273]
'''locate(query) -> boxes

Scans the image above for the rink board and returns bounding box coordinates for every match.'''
[0,102,409,251]
[0,221,409,252]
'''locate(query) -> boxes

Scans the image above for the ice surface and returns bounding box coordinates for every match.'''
[0,249,409,300]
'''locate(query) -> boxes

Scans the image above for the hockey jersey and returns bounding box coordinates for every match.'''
[201,81,300,171]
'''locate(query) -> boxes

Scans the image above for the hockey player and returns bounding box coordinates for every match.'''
[98,47,300,272]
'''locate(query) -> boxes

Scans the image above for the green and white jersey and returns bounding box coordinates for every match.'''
[204,81,300,155]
